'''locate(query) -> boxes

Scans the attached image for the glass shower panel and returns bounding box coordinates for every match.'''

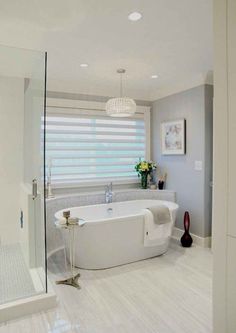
[0,45,47,305]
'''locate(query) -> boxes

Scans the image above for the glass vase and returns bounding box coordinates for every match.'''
[140,173,148,189]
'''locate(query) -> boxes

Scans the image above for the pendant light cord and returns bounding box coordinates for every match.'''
[120,72,123,97]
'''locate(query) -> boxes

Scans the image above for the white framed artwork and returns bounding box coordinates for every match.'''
[161,119,186,155]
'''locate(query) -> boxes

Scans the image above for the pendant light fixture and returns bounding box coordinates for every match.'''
[106,69,136,117]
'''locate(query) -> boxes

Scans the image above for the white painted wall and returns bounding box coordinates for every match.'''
[0,77,24,244]
[213,0,236,331]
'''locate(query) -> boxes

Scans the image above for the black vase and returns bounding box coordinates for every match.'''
[180,211,193,247]
[158,180,164,190]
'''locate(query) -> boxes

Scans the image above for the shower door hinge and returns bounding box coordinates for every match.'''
[32,179,38,200]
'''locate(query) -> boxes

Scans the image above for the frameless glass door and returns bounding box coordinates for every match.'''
[0,44,47,305]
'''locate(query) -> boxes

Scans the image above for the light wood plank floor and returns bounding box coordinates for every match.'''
[0,241,212,333]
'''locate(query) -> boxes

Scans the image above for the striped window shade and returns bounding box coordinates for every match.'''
[45,108,147,186]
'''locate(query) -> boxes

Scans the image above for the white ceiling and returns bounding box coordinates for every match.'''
[0,0,213,101]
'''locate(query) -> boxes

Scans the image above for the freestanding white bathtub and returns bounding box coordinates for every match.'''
[55,199,179,269]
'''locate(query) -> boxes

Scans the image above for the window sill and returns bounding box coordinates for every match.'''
[51,178,140,190]
[46,187,176,202]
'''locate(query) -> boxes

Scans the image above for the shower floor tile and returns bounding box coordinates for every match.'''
[0,243,36,305]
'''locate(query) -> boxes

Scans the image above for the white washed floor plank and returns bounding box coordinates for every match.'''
[0,242,212,333]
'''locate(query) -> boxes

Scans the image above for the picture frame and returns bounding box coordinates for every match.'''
[161,119,186,155]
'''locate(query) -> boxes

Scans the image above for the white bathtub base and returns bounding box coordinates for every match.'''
[56,200,179,270]
[73,240,170,270]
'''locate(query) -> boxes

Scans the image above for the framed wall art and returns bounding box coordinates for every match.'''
[161,119,186,155]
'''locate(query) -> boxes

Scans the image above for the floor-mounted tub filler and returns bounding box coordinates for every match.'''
[55,200,179,270]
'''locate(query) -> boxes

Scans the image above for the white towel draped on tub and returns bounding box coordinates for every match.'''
[143,206,172,247]
[146,205,171,225]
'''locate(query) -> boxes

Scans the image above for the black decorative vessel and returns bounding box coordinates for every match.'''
[180,211,193,247]
[158,180,164,190]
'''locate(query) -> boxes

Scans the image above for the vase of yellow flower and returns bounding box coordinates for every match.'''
[135,160,157,189]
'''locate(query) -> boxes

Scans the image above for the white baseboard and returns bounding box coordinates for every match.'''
[172,227,212,248]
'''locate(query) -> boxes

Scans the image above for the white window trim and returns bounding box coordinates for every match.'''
[46,98,151,189]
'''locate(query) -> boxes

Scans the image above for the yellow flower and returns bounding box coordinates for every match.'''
[141,162,148,170]
[140,161,148,171]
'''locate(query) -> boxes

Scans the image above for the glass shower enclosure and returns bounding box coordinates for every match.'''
[0,44,52,320]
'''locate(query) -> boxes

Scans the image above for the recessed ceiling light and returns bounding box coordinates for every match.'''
[80,63,88,68]
[128,12,142,21]
[151,74,159,79]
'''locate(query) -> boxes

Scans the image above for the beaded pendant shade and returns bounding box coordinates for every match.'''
[106,69,136,117]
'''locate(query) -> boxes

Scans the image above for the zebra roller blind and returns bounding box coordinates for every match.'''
[45,107,148,186]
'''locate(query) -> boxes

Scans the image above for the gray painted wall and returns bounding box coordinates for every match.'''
[151,85,213,237]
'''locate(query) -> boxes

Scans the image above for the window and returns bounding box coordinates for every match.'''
[45,104,150,187]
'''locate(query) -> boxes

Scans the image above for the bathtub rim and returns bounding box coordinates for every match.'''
[55,199,179,225]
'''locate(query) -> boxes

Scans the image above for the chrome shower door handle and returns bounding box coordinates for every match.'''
[32,179,38,200]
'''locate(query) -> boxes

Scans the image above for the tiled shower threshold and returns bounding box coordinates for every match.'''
[0,243,56,322]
